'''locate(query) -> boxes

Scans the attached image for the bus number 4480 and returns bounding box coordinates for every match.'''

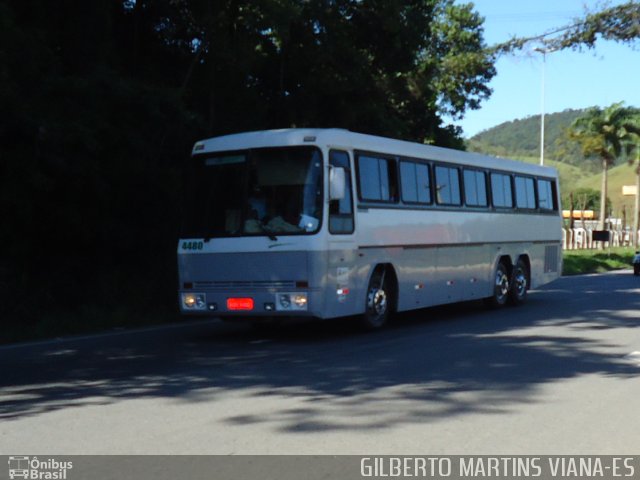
[182,241,204,251]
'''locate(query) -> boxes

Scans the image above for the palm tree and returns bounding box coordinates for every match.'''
[569,102,640,231]
[624,123,640,246]
[632,146,640,246]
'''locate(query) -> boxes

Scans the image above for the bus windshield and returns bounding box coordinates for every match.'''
[181,146,323,239]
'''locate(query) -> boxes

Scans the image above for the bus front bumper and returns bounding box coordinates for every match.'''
[178,290,320,318]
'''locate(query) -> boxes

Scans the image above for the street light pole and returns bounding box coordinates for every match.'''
[634,149,640,247]
[534,47,548,166]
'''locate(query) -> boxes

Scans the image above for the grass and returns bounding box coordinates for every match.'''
[562,246,636,276]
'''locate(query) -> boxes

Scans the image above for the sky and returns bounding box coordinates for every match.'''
[453,0,640,138]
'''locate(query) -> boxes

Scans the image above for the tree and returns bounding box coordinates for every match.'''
[623,119,640,246]
[562,187,602,213]
[551,1,640,50]
[492,1,640,54]
[562,188,608,230]
[152,0,495,146]
[0,0,497,339]
[0,0,205,336]
[568,103,640,230]
[425,2,495,120]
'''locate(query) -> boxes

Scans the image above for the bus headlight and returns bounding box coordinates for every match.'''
[292,294,308,308]
[276,293,308,311]
[182,293,206,310]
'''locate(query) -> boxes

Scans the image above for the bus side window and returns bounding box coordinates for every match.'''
[435,165,461,205]
[357,154,398,203]
[537,179,556,210]
[329,150,354,234]
[400,160,432,204]
[490,173,513,208]
[514,176,536,209]
[463,169,488,207]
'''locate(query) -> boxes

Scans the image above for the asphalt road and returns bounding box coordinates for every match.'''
[2,270,640,454]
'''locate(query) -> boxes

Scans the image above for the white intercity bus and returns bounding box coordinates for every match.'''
[178,129,562,329]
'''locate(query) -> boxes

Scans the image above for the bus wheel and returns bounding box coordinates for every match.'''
[485,261,509,308]
[361,268,391,330]
[509,259,528,305]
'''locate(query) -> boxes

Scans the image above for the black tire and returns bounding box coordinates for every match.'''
[360,268,392,330]
[485,261,510,308]
[509,258,528,305]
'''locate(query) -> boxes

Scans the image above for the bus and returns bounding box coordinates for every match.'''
[8,456,29,479]
[178,129,562,329]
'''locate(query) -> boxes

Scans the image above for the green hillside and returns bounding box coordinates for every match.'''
[466,109,639,220]
[467,109,592,168]
[507,155,590,193]
[575,162,638,220]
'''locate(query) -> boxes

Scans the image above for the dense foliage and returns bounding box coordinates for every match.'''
[493,1,640,54]
[562,187,607,216]
[0,0,496,341]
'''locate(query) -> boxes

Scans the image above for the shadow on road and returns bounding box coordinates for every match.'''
[1,272,640,432]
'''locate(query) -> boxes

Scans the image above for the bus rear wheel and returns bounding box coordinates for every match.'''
[485,261,510,308]
[509,259,528,305]
[360,268,392,330]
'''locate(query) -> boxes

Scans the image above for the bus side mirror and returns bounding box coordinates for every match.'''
[329,167,346,201]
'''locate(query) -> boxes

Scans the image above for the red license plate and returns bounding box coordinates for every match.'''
[227,298,254,311]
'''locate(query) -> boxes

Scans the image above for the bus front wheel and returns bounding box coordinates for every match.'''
[361,268,391,330]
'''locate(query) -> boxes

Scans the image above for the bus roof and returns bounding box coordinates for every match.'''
[193,128,558,178]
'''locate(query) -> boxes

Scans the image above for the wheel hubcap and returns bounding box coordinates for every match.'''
[514,269,527,296]
[496,271,509,299]
[367,287,387,316]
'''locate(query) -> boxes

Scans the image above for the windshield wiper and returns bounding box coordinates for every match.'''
[257,223,278,241]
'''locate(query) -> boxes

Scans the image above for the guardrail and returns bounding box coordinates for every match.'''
[562,228,638,250]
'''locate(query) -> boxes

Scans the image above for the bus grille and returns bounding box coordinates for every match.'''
[193,280,296,291]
